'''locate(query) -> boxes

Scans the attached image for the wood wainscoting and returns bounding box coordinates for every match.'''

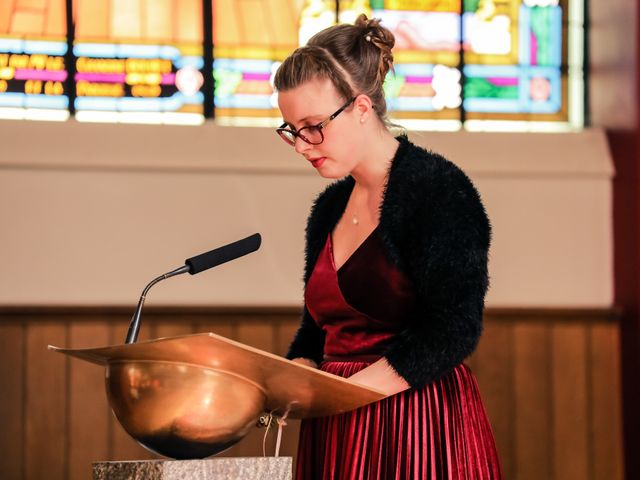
[0,307,623,480]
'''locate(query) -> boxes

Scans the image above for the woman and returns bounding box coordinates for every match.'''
[274,14,502,480]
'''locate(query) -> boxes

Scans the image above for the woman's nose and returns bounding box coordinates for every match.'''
[294,136,311,154]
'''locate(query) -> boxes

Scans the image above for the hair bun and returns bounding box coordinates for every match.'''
[355,14,393,45]
[355,14,395,81]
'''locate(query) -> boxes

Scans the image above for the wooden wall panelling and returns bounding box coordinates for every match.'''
[235,316,276,351]
[551,323,589,480]
[68,320,111,480]
[513,323,552,480]
[0,308,624,480]
[470,320,515,479]
[590,323,624,480]
[193,315,236,340]
[274,315,301,357]
[25,320,67,480]
[0,323,25,480]
[151,312,196,339]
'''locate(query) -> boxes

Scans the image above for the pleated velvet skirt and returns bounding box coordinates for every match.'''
[295,361,503,480]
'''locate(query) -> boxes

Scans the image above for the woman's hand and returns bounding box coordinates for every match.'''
[347,358,410,396]
[290,357,319,369]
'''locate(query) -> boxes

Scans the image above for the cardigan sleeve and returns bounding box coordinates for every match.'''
[285,305,326,365]
[382,162,491,389]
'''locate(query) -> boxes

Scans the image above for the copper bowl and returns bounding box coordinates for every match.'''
[106,360,266,459]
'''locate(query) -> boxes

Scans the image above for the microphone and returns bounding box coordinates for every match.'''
[125,233,262,344]
[185,233,261,274]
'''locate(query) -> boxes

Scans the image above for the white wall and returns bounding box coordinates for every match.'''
[0,120,613,308]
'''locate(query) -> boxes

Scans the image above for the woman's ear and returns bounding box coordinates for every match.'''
[354,94,374,122]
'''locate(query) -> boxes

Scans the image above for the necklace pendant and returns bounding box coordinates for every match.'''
[352,216,359,225]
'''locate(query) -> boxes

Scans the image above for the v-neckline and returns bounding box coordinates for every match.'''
[329,225,379,273]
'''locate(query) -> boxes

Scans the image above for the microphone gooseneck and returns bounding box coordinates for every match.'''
[124,233,262,344]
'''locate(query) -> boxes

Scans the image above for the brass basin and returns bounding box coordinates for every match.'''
[50,333,387,460]
[106,360,266,459]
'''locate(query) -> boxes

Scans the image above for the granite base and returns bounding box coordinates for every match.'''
[93,457,292,480]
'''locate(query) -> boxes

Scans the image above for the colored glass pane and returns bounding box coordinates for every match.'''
[213,0,333,121]
[0,0,69,120]
[462,0,576,126]
[73,0,205,124]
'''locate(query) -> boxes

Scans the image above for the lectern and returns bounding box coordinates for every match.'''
[50,332,386,479]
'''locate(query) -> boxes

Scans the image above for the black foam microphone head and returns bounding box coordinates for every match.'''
[185,233,261,275]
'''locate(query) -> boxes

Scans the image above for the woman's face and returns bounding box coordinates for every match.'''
[277,77,362,178]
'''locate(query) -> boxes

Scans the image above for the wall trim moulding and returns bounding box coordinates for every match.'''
[0,120,613,179]
[0,305,620,324]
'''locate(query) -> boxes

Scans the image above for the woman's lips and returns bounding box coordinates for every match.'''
[308,157,326,168]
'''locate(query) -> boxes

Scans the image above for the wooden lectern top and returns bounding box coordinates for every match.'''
[50,332,387,419]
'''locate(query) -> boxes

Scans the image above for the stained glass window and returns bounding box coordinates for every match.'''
[0,0,69,121]
[461,0,579,131]
[73,0,205,125]
[0,0,584,131]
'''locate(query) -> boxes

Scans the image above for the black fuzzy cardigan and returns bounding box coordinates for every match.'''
[286,135,491,389]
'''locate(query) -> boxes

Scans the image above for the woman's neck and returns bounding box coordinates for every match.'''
[350,129,399,191]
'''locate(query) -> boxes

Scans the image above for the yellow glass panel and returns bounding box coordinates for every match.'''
[386,0,459,11]
[214,0,302,54]
[213,0,240,45]
[214,45,296,61]
[240,0,272,45]
[111,0,142,40]
[175,0,202,43]
[0,2,13,34]
[216,107,281,118]
[16,0,47,9]
[74,0,202,43]
[143,0,171,41]
[270,0,298,47]
[394,50,459,66]
[11,12,45,35]
[44,0,66,37]
[6,0,66,38]
[74,0,110,40]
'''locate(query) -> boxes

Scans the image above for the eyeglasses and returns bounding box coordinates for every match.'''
[276,97,356,147]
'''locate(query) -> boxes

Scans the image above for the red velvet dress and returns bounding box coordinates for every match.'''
[296,227,503,480]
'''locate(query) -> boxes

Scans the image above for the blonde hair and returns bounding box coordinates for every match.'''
[274,14,395,122]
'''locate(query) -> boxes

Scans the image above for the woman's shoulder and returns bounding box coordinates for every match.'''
[391,136,490,244]
[391,135,483,210]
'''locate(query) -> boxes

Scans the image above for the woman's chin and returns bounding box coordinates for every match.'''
[313,162,351,179]
[317,169,346,179]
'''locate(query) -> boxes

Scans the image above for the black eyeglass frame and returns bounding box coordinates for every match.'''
[276,97,356,146]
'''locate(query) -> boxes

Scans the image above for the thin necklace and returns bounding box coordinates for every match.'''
[350,185,361,225]
[350,169,388,226]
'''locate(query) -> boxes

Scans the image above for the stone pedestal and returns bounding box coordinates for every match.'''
[93,457,292,480]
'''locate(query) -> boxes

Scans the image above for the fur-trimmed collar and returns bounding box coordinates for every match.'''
[303,134,463,283]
